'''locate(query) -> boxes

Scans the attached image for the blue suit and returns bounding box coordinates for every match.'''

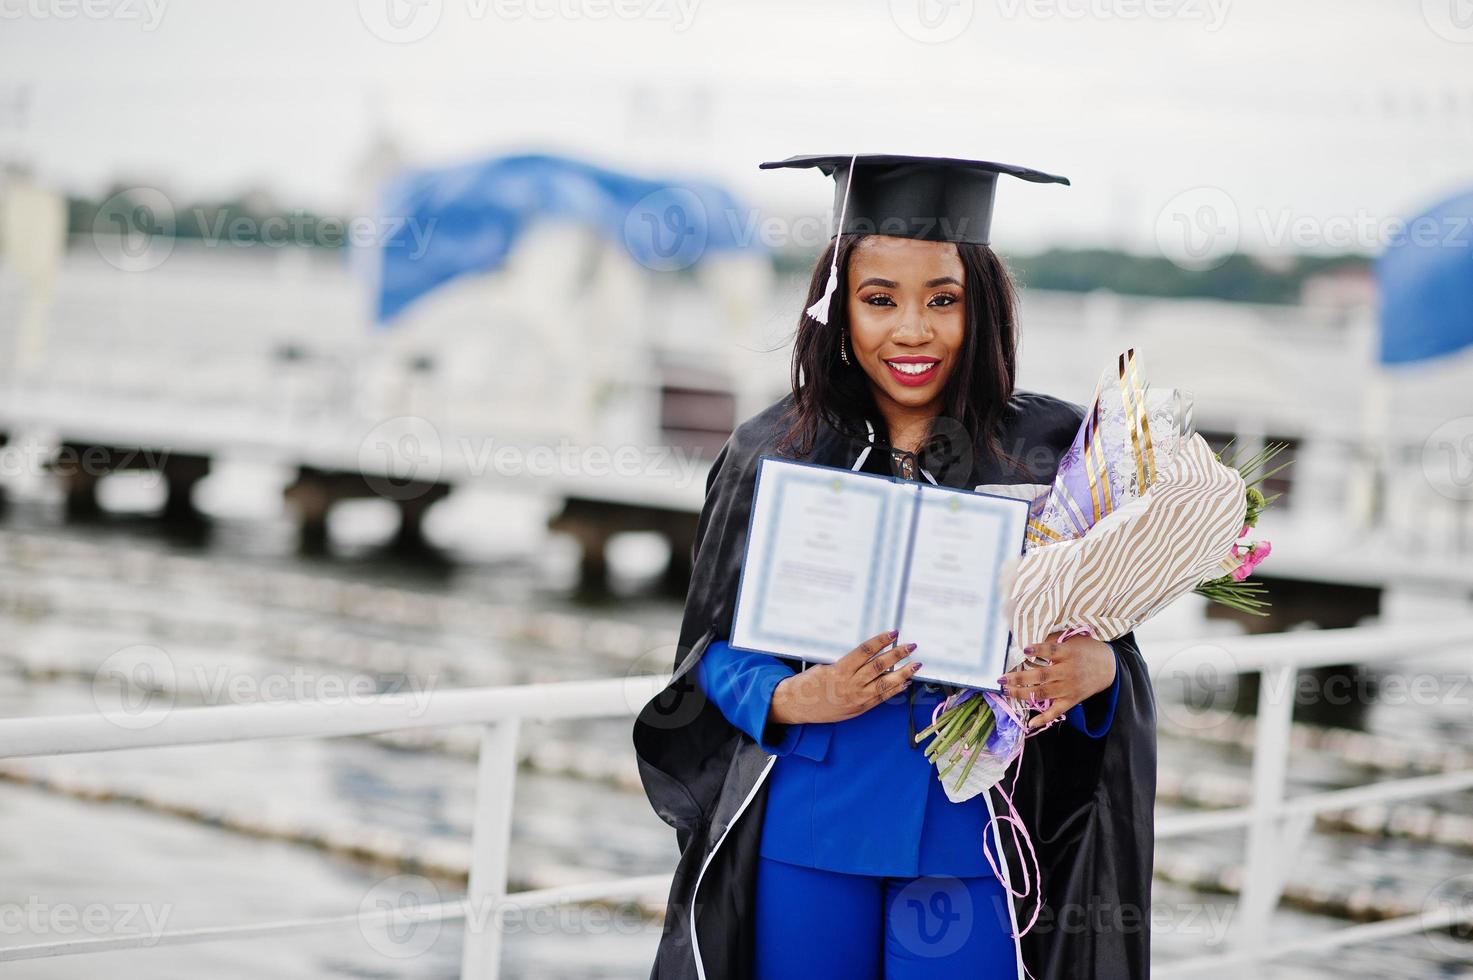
[696,639,1120,878]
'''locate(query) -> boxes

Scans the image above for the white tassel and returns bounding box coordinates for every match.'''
[805,154,858,325]
[805,267,839,325]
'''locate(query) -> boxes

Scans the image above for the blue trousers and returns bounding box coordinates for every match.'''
[753,855,1018,979]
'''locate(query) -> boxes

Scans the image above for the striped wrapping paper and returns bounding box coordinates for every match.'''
[1008,430,1246,647]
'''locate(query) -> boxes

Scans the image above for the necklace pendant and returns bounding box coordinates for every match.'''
[890,448,917,480]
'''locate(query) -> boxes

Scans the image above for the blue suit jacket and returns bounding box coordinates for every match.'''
[696,639,1119,877]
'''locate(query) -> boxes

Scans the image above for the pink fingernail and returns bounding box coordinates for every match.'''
[905,642,917,652]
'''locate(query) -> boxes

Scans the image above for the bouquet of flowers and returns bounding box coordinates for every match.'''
[917,348,1288,803]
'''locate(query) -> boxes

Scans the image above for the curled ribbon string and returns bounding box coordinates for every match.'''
[925,623,1095,967]
[974,624,1095,970]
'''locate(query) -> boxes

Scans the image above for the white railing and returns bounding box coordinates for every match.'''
[0,673,675,974]
[1150,619,1473,976]
[1,622,1471,975]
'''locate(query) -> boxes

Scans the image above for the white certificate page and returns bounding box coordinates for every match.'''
[897,486,1027,690]
[730,459,908,660]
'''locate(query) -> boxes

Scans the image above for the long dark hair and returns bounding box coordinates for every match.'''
[777,234,1022,480]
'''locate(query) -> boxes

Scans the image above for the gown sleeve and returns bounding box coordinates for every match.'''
[1063,639,1121,738]
[695,639,833,761]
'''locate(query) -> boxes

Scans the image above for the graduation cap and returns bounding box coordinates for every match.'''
[759,153,1069,323]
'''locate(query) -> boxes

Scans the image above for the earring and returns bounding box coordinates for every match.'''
[839,331,851,366]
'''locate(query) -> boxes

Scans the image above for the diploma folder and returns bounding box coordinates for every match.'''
[729,455,1028,692]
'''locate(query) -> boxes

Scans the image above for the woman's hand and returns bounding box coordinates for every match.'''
[769,630,922,725]
[998,630,1117,730]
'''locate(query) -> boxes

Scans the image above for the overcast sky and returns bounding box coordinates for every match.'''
[2,0,1471,255]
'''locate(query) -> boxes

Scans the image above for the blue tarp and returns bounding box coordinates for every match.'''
[370,153,755,323]
[1377,188,1473,364]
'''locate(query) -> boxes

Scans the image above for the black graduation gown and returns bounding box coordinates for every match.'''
[630,388,1157,980]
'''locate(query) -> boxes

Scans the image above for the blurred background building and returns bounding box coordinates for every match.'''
[1,1,1472,977]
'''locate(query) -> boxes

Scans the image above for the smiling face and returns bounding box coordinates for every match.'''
[845,235,967,431]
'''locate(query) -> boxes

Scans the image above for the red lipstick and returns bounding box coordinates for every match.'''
[883,355,941,387]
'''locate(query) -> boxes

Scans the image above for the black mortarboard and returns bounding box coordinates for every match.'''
[759,153,1070,323]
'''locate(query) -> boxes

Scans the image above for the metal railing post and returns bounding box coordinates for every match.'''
[1234,661,1297,948]
[459,718,522,980]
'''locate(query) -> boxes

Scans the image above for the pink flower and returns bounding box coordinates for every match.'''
[1239,522,1250,539]
[1232,540,1273,581]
